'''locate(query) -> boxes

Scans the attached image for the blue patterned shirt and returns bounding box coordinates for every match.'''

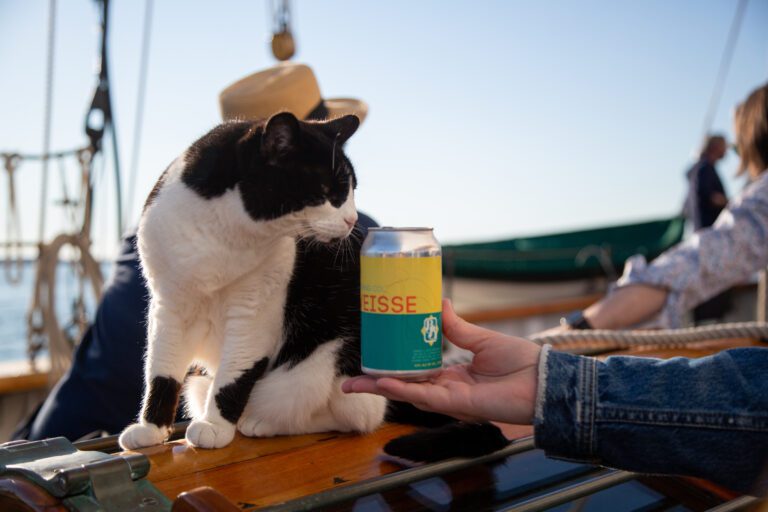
[616,170,768,328]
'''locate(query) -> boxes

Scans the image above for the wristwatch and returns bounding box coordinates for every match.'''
[560,310,593,330]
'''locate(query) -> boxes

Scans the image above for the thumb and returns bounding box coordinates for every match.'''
[442,299,496,353]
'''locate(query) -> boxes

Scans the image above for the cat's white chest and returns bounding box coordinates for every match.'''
[199,237,296,294]
[140,178,297,295]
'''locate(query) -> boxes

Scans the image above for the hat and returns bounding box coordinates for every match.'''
[219,63,368,124]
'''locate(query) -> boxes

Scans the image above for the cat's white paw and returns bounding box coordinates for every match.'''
[119,422,169,450]
[331,393,387,433]
[237,417,281,438]
[185,419,235,448]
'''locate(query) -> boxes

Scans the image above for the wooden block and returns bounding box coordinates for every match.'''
[172,486,240,512]
[0,477,67,512]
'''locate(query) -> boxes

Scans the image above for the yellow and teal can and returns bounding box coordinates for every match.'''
[360,227,442,381]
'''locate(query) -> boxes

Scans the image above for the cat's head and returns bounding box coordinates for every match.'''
[239,112,360,242]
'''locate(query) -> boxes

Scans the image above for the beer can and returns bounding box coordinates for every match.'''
[360,227,442,381]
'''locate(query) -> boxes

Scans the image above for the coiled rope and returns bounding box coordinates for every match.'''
[26,148,103,380]
[530,321,768,350]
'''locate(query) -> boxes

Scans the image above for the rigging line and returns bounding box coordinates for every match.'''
[101,0,124,238]
[39,0,58,243]
[3,155,24,284]
[125,0,154,226]
[700,0,748,137]
[0,145,88,161]
[56,156,77,230]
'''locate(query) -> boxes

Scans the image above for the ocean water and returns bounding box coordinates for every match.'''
[0,262,109,362]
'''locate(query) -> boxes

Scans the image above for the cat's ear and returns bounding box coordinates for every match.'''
[262,112,300,159]
[322,115,360,145]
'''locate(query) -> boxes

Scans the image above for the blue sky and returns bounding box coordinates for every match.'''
[1,0,767,258]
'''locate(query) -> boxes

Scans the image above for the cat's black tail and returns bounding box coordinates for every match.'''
[385,400,510,463]
[385,400,455,428]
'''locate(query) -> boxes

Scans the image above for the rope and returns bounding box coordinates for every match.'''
[271,0,291,32]
[0,146,85,161]
[0,146,93,285]
[39,0,57,243]
[125,0,154,225]
[56,155,77,229]
[700,0,748,137]
[27,233,104,380]
[26,149,103,380]
[3,154,24,284]
[530,321,768,351]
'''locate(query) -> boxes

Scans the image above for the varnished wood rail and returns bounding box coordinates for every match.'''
[133,423,419,510]
[460,293,602,323]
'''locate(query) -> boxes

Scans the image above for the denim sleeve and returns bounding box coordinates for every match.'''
[533,345,768,495]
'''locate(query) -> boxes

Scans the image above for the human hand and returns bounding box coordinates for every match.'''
[342,299,542,424]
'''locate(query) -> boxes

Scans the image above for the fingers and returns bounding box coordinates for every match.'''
[343,376,439,407]
[442,299,498,352]
[343,376,416,400]
[343,375,484,422]
[346,376,453,411]
[341,376,379,394]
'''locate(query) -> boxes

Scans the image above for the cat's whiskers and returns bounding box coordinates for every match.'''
[346,228,362,264]
[332,237,344,268]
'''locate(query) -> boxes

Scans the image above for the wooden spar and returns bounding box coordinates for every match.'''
[460,293,602,323]
[0,371,48,395]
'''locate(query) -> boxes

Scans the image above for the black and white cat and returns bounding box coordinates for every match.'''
[119,112,389,450]
[118,111,510,462]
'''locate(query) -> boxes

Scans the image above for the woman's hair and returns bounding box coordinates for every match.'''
[734,83,768,177]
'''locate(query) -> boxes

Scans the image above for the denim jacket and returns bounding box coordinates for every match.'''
[533,345,768,495]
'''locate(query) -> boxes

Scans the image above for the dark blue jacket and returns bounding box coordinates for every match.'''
[684,159,726,230]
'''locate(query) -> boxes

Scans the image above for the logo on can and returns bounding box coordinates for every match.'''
[360,228,442,380]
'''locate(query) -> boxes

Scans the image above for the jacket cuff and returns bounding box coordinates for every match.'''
[533,346,599,462]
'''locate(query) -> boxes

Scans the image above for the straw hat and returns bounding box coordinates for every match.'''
[219,63,368,124]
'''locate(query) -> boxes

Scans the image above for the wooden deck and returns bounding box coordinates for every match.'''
[143,424,416,508]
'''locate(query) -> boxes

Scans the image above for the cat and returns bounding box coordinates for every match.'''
[118,111,510,462]
[119,112,389,450]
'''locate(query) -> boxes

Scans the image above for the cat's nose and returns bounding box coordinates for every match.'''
[344,216,357,230]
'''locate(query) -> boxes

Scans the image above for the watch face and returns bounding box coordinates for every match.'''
[563,310,590,330]
[565,310,584,326]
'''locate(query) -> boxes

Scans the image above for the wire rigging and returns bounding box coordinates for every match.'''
[39,0,57,244]
[125,0,155,226]
[0,1,118,373]
[700,0,748,137]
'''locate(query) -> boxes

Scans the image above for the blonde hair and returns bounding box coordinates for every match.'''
[734,83,768,178]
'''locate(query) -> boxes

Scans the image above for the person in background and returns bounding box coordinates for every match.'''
[14,63,377,441]
[561,85,768,332]
[685,134,729,231]
[345,82,768,495]
[683,134,731,322]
